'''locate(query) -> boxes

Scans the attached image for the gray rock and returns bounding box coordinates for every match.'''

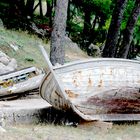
[63,36,80,52]
[87,43,101,57]
[0,51,8,58]
[0,63,14,75]
[7,58,17,69]
[0,51,17,75]
[0,126,6,133]
[0,19,4,29]
[0,57,10,65]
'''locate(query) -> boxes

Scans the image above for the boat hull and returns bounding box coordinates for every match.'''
[40,58,140,121]
[0,67,45,96]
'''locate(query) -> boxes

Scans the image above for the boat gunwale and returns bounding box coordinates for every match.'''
[0,67,39,81]
[53,58,140,70]
[0,73,45,95]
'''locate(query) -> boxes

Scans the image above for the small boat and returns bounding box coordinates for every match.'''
[0,67,45,98]
[39,45,140,121]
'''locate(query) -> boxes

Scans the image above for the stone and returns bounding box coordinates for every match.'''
[0,57,10,65]
[63,36,79,50]
[87,43,101,57]
[0,51,18,75]
[0,51,8,58]
[8,58,17,69]
[0,126,6,133]
[9,43,19,51]
[0,18,4,29]
[0,63,14,75]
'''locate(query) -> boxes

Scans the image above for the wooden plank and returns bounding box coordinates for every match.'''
[0,74,44,95]
[0,88,39,101]
[78,121,113,130]
[0,67,38,81]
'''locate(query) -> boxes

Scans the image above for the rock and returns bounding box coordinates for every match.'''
[54,63,62,67]
[0,57,10,65]
[8,58,17,69]
[63,36,81,53]
[0,126,6,133]
[0,63,14,75]
[61,36,89,61]
[87,43,101,57]
[0,51,9,58]
[0,63,6,69]
[63,37,79,48]
[30,22,46,37]
[0,51,18,75]
[135,56,140,61]
[0,63,9,75]
[0,18,4,29]
[9,43,19,51]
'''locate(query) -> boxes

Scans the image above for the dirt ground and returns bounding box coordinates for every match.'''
[1,122,140,140]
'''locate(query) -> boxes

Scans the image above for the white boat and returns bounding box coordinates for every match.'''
[39,45,140,121]
[0,67,45,97]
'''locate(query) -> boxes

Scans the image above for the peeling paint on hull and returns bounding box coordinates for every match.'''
[40,58,140,121]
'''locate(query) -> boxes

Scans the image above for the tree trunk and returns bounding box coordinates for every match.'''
[7,0,26,28]
[39,0,43,17]
[25,0,35,17]
[66,0,71,36]
[67,0,71,22]
[50,0,69,65]
[45,0,53,26]
[45,0,51,17]
[102,0,128,57]
[88,15,98,45]
[83,8,91,37]
[119,0,140,58]
[83,11,91,35]
[9,0,25,17]
[82,8,91,48]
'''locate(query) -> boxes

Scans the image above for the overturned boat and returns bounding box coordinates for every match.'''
[0,67,45,98]
[39,46,140,121]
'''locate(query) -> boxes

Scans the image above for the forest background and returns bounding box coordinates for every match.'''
[0,0,140,63]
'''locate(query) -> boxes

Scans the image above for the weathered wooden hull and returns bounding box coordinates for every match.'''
[40,57,140,121]
[0,67,45,96]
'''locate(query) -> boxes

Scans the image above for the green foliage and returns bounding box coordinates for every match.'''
[134,17,140,45]
[47,0,52,3]
[0,1,9,19]
[121,0,135,30]
[25,57,34,62]
[33,15,49,25]
[0,0,139,58]
[68,21,83,33]
[103,18,112,30]
[91,0,112,16]
[67,20,83,44]
[120,0,140,58]
[69,0,113,46]
[81,0,112,19]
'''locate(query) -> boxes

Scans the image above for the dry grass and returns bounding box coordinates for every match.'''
[0,28,89,69]
[0,123,140,140]
[0,28,50,68]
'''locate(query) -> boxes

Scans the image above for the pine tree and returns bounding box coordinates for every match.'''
[119,0,140,58]
[102,0,128,57]
[50,0,69,65]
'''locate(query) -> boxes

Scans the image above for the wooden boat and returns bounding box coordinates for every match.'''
[39,45,140,121]
[0,67,45,98]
